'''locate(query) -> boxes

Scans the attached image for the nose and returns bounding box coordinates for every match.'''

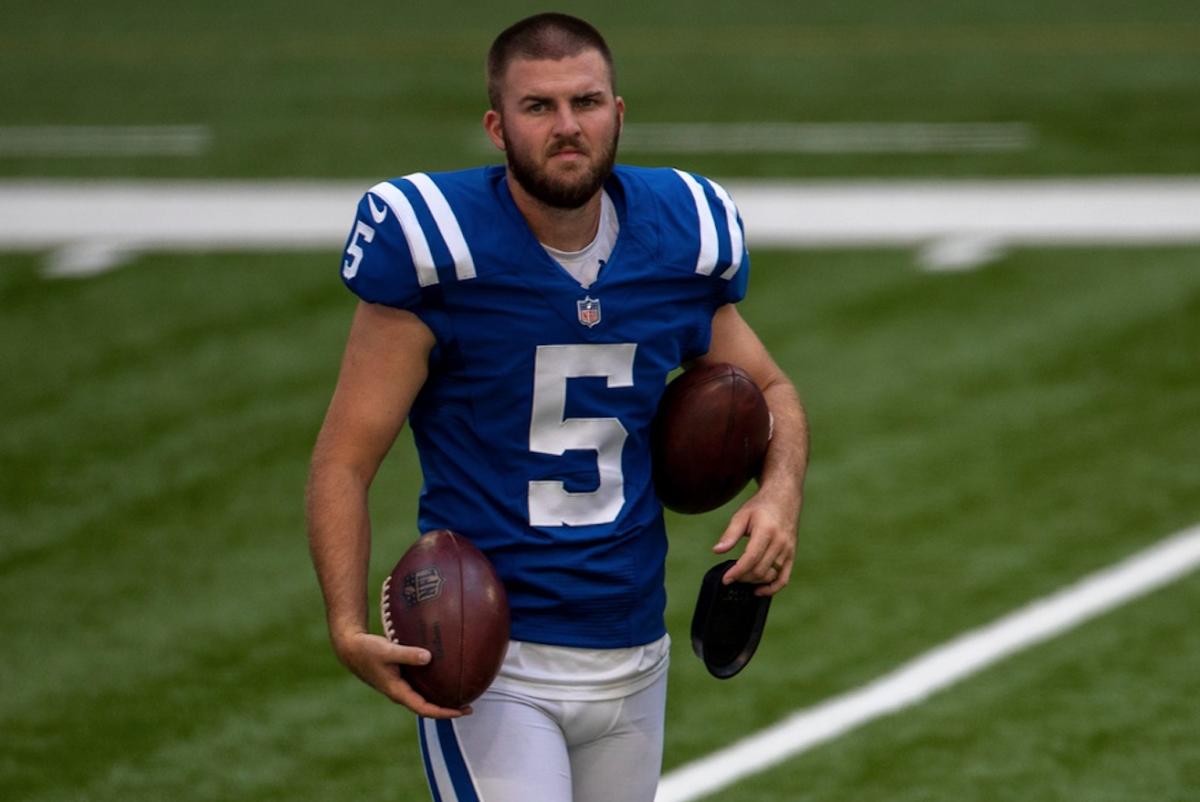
[552,106,582,139]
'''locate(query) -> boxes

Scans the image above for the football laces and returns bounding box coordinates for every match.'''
[381,575,396,642]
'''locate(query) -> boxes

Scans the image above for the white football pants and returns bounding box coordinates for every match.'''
[417,670,667,802]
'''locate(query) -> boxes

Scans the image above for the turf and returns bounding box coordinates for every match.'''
[716,571,1200,802]
[3,1,1200,800]
[2,1,1199,178]
[2,244,1199,800]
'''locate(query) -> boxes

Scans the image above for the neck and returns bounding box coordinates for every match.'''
[506,171,602,251]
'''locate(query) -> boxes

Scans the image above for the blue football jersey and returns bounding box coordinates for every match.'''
[339,164,750,648]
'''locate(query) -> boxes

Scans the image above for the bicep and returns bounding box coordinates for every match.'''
[313,301,436,481]
[696,304,788,393]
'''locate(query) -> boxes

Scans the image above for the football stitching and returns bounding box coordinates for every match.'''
[381,574,395,643]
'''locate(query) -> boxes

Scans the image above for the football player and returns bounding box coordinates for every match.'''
[306,13,808,802]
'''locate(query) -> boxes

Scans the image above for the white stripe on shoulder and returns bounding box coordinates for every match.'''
[368,181,439,287]
[404,172,477,281]
[422,718,461,802]
[705,177,744,280]
[673,168,719,276]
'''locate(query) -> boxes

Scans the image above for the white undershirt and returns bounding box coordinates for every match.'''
[540,190,619,289]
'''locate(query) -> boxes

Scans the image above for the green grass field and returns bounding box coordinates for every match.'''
[3,1,1200,800]
[4,248,1199,800]
[3,1,1200,179]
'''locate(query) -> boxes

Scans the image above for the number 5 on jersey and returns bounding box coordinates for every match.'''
[528,343,637,527]
[342,221,375,279]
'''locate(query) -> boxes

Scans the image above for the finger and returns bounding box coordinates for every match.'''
[735,534,793,586]
[380,671,470,719]
[409,698,472,719]
[712,509,750,554]
[751,547,789,584]
[405,686,472,719]
[361,632,433,668]
[384,642,434,667]
[722,530,770,585]
[755,561,793,597]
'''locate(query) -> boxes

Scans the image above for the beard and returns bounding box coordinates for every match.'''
[504,124,620,210]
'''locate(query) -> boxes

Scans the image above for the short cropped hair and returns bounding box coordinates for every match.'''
[486,13,615,110]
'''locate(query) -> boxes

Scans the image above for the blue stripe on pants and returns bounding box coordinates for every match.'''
[417,718,444,802]
[436,719,481,802]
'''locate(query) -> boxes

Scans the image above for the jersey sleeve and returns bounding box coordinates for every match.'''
[706,176,751,307]
[338,182,424,310]
[660,169,751,307]
[636,168,753,361]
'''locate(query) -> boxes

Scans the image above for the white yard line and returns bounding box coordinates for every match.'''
[1,178,1200,275]
[0,126,211,157]
[655,523,1200,802]
[0,180,364,277]
[725,178,1200,269]
[620,122,1034,154]
[724,178,1200,246]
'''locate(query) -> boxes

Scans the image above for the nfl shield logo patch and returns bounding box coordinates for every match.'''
[402,566,444,608]
[577,296,602,328]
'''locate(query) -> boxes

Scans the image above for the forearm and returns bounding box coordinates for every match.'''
[758,376,808,522]
[709,375,807,591]
[306,458,375,654]
[697,305,807,513]
[307,302,434,652]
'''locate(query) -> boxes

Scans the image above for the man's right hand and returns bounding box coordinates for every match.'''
[333,631,471,719]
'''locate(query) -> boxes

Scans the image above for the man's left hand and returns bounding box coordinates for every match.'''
[712,486,801,597]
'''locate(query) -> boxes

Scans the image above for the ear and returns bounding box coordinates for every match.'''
[483,110,506,152]
[615,96,625,134]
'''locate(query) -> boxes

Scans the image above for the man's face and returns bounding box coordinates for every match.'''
[485,50,624,209]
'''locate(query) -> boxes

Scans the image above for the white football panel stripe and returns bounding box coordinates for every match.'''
[422,718,461,802]
[706,177,744,280]
[405,172,477,281]
[368,180,439,287]
[673,169,719,275]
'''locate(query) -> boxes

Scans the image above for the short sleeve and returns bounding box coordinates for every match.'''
[338,183,423,311]
[704,176,750,307]
[657,168,751,304]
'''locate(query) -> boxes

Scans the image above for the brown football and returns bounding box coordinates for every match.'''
[380,529,510,709]
[651,363,771,514]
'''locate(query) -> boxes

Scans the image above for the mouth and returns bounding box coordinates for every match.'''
[548,142,588,160]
